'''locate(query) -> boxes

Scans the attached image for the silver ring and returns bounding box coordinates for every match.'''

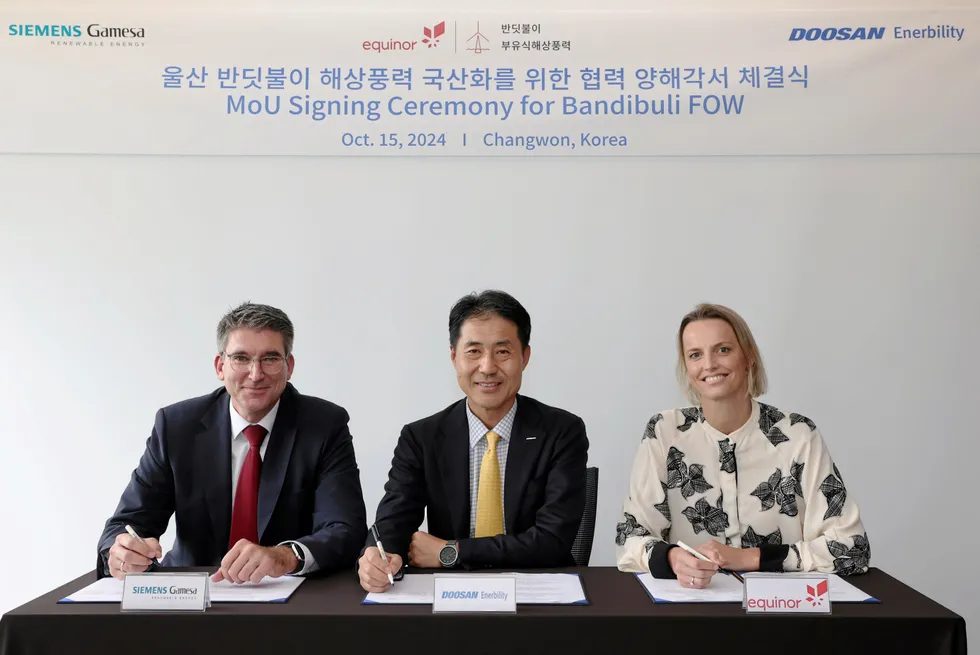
[118,559,125,571]
[691,576,696,586]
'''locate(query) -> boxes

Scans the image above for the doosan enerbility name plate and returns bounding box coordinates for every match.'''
[432,573,517,613]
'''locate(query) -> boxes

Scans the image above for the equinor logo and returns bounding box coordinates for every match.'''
[360,19,445,53]
[746,596,804,611]
[421,21,445,47]
[806,580,829,607]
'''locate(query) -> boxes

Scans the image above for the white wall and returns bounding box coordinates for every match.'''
[2,0,978,646]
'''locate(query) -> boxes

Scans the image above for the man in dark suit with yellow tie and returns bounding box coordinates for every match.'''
[97,302,367,583]
[358,290,589,592]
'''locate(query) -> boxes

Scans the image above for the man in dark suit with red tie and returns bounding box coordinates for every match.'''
[97,302,367,583]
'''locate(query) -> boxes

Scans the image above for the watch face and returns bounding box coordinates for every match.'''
[439,544,457,567]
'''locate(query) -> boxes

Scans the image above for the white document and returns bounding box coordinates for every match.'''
[207,577,304,602]
[363,573,587,605]
[635,572,876,603]
[363,573,435,604]
[60,575,304,604]
[514,572,587,604]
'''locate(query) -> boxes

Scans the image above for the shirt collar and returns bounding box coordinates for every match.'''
[229,397,280,440]
[466,398,517,449]
[699,399,761,442]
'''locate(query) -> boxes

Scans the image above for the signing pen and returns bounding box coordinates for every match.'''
[369,524,395,585]
[677,540,744,583]
[124,524,161,567]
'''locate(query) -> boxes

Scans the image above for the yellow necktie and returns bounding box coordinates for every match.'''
[475,430,504,537]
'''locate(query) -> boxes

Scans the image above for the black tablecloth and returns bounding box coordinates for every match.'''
[0,567,966,655]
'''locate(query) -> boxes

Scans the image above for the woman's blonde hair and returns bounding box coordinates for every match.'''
[676,303,768,404]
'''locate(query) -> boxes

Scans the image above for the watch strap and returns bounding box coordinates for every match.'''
[288,542,305,574]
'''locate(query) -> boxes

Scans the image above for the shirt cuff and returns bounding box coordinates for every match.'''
[278,540,318,575]
[647,541,678,579]
[759,544,790,572]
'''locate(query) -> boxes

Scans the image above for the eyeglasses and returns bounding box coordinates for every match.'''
[223,353,287,374]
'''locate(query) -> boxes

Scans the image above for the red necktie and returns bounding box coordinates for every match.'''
[229,424,266,548]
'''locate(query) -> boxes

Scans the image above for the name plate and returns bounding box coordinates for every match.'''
[432,574,517,614]
[121,572,210,612]
[742,573,831,614]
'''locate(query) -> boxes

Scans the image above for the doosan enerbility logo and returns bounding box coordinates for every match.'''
[440,589,509,600]
[788,24,966,42]
[789,26,885,41]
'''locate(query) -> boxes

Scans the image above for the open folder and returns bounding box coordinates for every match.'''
[363,573,588,605]
[58,576,304,604]
[634,572,879,603]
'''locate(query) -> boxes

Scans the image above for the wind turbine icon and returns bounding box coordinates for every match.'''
[466,21,490,53]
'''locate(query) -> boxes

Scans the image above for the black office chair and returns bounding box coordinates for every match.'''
[570,466,598,566]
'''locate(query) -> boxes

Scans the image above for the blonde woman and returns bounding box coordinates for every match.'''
[616,304,869,588]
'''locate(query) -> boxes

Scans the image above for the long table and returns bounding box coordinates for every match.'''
[0,567,966,655]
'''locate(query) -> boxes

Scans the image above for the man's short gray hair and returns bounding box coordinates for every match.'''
[216,302,294,357]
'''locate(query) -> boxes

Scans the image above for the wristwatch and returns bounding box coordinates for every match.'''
[438,540,459,568]
[288,542,306,574]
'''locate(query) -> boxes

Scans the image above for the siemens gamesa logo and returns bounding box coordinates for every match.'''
[8,23,146,38]
[8,22,146,48]
[789,26,885,41]
[131,585,199,595]
[8,23,81,37]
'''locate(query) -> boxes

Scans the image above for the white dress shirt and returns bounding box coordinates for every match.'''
[466,399,517,537]
[229,399,317,575]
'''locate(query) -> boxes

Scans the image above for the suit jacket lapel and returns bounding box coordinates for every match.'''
[257,385,297,541]
[199,393,233,553]
[504,396,542,533]
[437,401,470,539]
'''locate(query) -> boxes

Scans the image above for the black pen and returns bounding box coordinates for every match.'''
[724,569,745,583]
[369,524,395,585]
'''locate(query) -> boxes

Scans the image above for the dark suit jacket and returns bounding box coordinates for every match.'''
[371,395,589,569]
[97,383,367,577]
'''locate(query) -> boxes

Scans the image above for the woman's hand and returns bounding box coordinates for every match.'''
[668,545,719,589]
[696,541,760,572]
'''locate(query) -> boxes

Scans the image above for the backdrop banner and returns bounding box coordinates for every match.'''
[1,9,977,155]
